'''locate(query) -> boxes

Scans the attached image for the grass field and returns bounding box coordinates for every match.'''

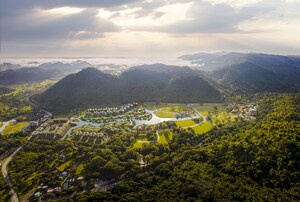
[158,131,173,145]
[133,140,150,148]
[145,103,170,110]
[192,122,213,135]
[211,112,237,124]
[154,109,175,118]
[0,123,3,128]
[133,134,150,148]
[144,104,156,110]
[152,104,193,118]
[192,103,225,113]
[2,122,28,136]
[175,119,197,127]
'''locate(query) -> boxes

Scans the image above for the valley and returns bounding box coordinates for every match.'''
[1,92,299,201]
[0,94,244,201]
[0,53,299,201]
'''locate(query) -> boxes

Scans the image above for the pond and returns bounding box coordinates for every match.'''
[66,109,199,135]
[133,109,199,128]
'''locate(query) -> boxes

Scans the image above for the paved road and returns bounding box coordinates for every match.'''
[1,146,22,202]
[0,119,15,134]
[188,104,207,123]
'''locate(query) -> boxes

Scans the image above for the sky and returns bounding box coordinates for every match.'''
[1,0,300,57]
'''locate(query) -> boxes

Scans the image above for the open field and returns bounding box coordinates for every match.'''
[158,131,173,145]
[148,103,194,118]
[192,122,213,135]
[133,140,150,148]
[2,122,28,136]
[191,103,226,113]
[154,110,175,118]
[133,134,150,148]
[145,103,169,110]
[175,120,197,127]
[212,112,237,124]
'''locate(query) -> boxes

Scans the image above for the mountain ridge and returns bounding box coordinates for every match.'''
[32,64,223,113]
[180,52,300,93]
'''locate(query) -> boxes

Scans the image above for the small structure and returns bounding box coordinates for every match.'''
[42,185,48,190]
[53,187,61,192]
[61,171,68,177]
[63,182,69,191]
[47,188,54,194]
[34,192,41,198]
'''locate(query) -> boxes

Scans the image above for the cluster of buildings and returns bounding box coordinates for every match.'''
[22,110,52,133]
[33,171,85,200]
[230,104,258,120]
[175,112,191,119]
[30,119,71,140]
[85,102,139,118]
[71,121,134,143]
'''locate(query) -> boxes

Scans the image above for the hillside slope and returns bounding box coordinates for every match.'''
[180,52,300,93]
[33,64,222,113]
[0,68,60,85]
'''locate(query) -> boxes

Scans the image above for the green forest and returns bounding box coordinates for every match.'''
[2,93,299,201]
[56,94,300,201]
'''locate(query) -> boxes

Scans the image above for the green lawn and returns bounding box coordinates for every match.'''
[0,123,3,128]
[175,119,196,127]
[192,103,225,112]
[192,122,213,135]
[154,109,175,118]
[154,104,193,118]
[133,134,150,148]
[144,104,156,110]
[211,112,237,124]
[133,140,150,148]
[2,122,28,136]
[158,131,173,145]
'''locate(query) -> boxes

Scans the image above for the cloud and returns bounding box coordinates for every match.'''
[1,0,140,11]
[158,1,279,34]
[1,0,300,57]
[1,8,118,42]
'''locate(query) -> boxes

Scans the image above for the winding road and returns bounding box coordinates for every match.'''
[1,146,22,202]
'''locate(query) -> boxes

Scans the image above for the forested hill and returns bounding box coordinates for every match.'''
[0,68,60,85]
[33,64,222,113]
[180,52,300,94]
[56,94,300,201]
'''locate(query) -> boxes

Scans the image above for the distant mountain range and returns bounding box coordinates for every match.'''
[3,52,300,112]
[180,52,300,93]
[0,60,91,85]
[32,64,222,113]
